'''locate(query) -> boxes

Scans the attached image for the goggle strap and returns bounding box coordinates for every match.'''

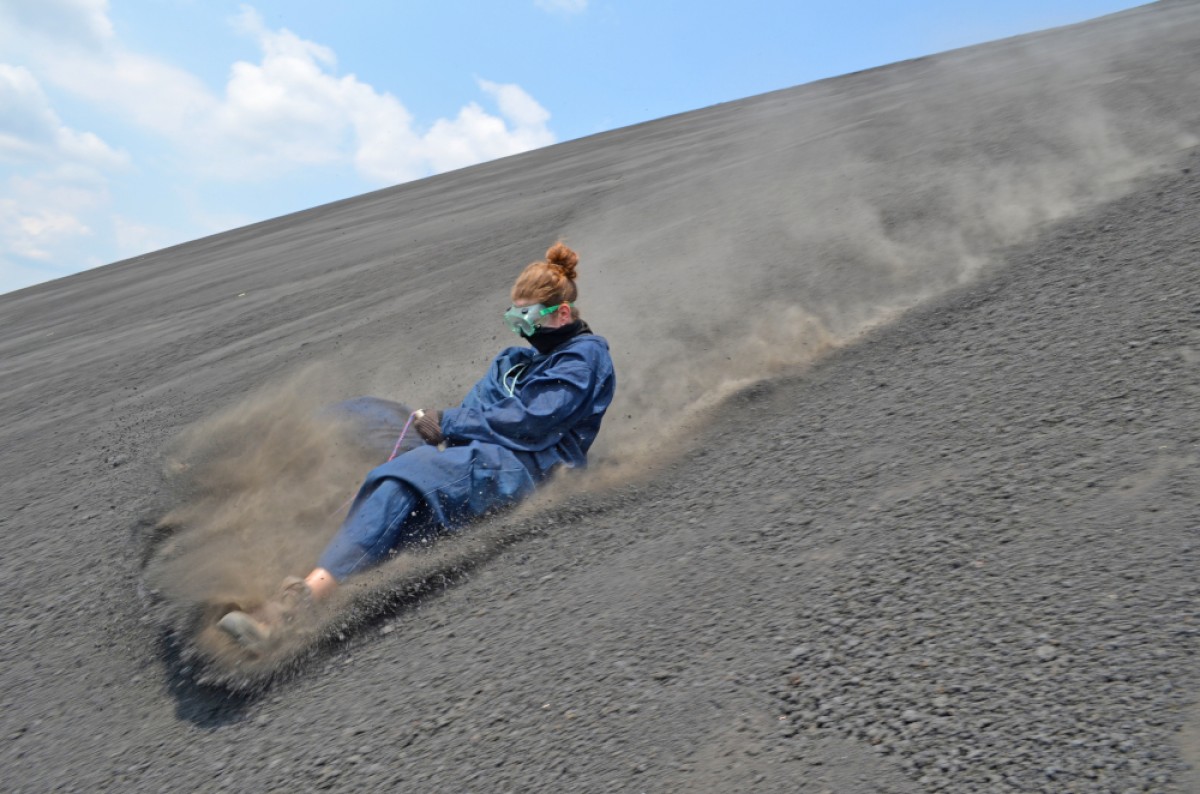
[537,301,574,317]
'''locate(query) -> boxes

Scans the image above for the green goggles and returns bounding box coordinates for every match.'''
[503,302,571,336]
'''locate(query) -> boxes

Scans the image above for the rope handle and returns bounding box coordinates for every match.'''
[387,410,420,462]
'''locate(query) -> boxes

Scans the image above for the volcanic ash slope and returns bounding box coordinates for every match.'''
[0,2,1199,793]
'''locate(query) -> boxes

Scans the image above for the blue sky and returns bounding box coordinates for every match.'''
[0,0,1144,295]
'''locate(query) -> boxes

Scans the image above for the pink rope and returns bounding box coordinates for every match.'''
[330,411,419,519]
[387,411,418,462]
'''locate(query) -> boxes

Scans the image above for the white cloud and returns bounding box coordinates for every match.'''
[42,50,216,139]
[0,168,106,266]
[210,8,555,182]
[0,1,216,140]
[0,2,560,291]
[345,85,423,183]
[7,205,91,260]
[206,7,391,176]
[415,80,556,175]
[0,64,128,291]
[5,4,556,185]
[0,64,128,169]
[0,0,114,51]
[479,78,552,129]
[535,0,589,14]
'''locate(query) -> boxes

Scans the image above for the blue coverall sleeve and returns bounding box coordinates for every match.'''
[440,352,595,452]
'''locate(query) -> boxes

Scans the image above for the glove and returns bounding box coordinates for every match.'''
[413,409,444,445]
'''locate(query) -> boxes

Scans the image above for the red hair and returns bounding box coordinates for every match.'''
[511,242,580,317]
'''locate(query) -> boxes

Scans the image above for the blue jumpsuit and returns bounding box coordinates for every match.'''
[317,332,615,580]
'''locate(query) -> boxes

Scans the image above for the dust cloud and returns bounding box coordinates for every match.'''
[144,367,576,688]
[567,36,1193,475]
[143,367,387,679]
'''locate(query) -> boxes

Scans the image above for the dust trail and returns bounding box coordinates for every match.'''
[562,31,1195,476]
[143,364,620,689]
[158,488,617,690]
[143,367,380,647]
[144,366,579,688]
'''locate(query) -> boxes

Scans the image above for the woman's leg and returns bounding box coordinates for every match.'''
[220,442,532,649]
[303,568,337,600]
[218,477,429,650]
[315,477,428,582]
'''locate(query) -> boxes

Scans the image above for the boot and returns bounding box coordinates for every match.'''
[217,576,312,652]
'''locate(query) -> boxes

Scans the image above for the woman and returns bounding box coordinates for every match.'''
[219,242,616,650]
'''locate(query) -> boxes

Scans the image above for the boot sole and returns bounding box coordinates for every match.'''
[217,610,272,653]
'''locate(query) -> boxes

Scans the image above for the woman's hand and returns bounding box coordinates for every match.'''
[413,409,444,445]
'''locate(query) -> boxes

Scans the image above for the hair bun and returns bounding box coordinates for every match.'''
[544,242,579,281]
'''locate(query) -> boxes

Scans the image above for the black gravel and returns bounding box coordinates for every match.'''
[123,147,1200,794]
[758,160,1200,793]
[2,4,1199,793]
